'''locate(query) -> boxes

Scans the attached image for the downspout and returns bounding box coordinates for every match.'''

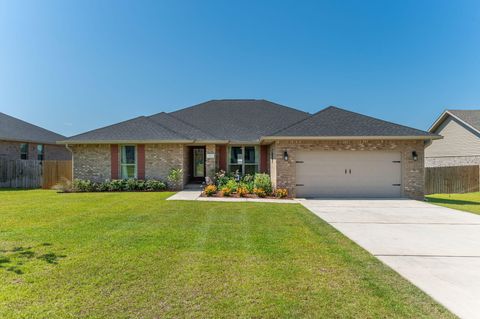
[65,144,74,181]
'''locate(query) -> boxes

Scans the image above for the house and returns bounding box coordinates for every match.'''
[426,110,480,167]
[59,100,439,199]
[0,112,71,161]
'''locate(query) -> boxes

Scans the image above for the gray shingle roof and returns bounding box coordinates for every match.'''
[448,110,480,132]
[62,101,436,143]
[0,112,66,144]
[148,112,216,140]
[271,106,435,137]
[67,116,190,142]
[169,99,310,141]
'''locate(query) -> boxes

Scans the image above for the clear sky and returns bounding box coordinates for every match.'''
[0,0,479,137]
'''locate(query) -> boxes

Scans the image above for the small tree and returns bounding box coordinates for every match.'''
[167,168,183,190]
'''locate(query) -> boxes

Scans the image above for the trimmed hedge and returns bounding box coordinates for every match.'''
[72,179,167,192]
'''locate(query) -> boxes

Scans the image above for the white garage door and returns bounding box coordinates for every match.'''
[295,151,402,198]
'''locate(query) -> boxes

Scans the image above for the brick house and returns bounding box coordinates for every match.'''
[0,112,70,161]
[59,100,439,199]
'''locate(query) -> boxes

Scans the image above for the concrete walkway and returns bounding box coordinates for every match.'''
[300,199,480,319]
[166,190,202,201]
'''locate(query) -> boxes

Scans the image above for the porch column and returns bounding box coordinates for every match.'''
[205,144,216,181]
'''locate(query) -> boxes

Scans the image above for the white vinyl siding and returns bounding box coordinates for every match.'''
[426,117,480,158]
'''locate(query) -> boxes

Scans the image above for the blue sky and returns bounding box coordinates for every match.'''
[0,0,479,136]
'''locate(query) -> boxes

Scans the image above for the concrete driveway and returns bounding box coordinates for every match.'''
[300,199,480,319]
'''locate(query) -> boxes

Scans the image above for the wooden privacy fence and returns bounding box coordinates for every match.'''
[425,165,479,195]
[0,159,42,188]
[41,160,72,189]
[0,159,72,189]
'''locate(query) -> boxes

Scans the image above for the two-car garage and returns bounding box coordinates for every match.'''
[295,151,402,198]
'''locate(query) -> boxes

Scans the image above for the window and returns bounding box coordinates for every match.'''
[37,144,44,161]
[227,146,259,175]
[120,145,137,179]
[20,143,28,160]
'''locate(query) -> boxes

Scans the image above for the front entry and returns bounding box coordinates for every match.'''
[190,146,206,183]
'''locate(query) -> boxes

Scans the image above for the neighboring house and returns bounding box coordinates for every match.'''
[59,100,439,199]
[426,110,480,167]
[0,112,71,161]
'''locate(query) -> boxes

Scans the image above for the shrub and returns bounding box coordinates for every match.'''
[167,168,183,190]
[275,188,288,198]
[225,179,238,192]
[242,174,254,183]
[221,186,233,197]
[73,179,97,192]
[254,173,272,195]
[253,188,266,198]
[204,185,217,196]
[98,181,111,192]
[215,170,230,188]
[109,179,124,191]
[145,180,166,191]
[237,186,248,197]
[126,179,139,191]
[69,179,166,192]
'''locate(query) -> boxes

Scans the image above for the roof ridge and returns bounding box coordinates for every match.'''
[0,111,66,139]
[269,106,333,136]
[259,99,311,116]
[163,112,219,139]
[142,115,191,139]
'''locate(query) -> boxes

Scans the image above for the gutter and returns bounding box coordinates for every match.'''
[260,135,443,142]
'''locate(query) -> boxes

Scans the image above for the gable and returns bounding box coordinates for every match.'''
[426,116,480,157]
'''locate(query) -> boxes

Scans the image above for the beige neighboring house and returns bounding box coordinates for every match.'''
[426,110,480,167]
[59,100,440,199]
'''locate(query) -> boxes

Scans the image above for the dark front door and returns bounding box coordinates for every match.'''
[190,147,206,182]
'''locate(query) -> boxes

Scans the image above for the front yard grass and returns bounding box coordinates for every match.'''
[426,192,480,215]
[0,190,453,318]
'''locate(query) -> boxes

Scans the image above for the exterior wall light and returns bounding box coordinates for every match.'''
[412,151,418,161]
[283,151,289,161]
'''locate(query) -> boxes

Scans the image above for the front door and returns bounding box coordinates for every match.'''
[191,147,205,182]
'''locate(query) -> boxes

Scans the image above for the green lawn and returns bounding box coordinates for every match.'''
[0,190,453,319]
[426,192,480,215]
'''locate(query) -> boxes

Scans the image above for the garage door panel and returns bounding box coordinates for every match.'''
[296,151,401,198]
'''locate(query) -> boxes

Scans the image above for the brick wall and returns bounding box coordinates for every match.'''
[0,140,70,161]
[145,144,185,184]
[425,156,480,168]
[70,144,111,182]
[271,139,425,200]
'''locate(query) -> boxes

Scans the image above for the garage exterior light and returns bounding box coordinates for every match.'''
[283,151,288,161]
[412,151,418,161]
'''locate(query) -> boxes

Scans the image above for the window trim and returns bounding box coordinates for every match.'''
[37,144,44,161]
[227,145,259,175]
[120,145,137,179]
[20,143,29,160]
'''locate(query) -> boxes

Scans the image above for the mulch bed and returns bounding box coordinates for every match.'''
[200,192,290,199]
